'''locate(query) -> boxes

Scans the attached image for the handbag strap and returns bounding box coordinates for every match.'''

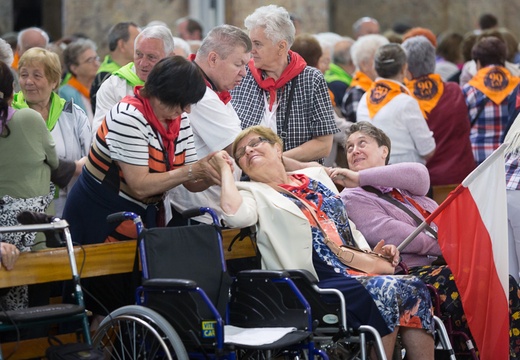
[280,77,297,150]
[362,185,438,239]
[275,185,345,246]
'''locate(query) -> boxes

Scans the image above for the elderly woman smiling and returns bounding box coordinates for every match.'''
[230,5,338,164]
[13,47,91,217]
[211,125,437,360]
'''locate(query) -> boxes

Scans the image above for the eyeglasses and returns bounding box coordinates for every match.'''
[81,56,100,65]
[234,137,272,162]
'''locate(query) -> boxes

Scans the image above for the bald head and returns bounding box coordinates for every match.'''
[17,27,49,55]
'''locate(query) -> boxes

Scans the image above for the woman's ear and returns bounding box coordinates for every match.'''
[381,145,389,160]
[278,40,287,55]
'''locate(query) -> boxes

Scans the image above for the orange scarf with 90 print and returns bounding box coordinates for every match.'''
[366,79,408,119]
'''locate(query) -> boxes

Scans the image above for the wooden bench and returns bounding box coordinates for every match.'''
[0,228,255,359]
[431,184,459,205]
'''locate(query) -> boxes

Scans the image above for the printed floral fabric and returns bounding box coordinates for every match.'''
[280,177,434,333]
[0,184,54,310]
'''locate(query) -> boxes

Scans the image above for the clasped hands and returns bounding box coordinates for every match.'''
[194,150,234,186]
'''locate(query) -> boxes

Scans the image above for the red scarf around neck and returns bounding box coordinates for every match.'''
[121,86,180,169]
[249,50,307,111]
[188,54,231,104]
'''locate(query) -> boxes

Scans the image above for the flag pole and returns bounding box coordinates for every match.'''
[396,144,507,253]
[397,220,430,252]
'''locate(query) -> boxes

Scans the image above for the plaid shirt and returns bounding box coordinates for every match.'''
[462,83,518,164]
[340,86,365,122]
[506,152,520,190]
[230,65,338,162]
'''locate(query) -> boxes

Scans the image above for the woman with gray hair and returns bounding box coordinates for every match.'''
[356,43,436,165]
[402,35,475,186]
[340,34,388,122]
[230,4,338,164]
[59,38,100,120]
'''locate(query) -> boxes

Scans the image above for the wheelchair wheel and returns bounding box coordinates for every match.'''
[92,305,189,360]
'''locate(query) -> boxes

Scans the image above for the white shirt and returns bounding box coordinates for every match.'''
[357,79,435,164]
[166,87,243,223]
[91,70,135,137]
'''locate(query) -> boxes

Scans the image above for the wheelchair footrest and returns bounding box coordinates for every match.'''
[0,304,85,323]
[224,325,310,349]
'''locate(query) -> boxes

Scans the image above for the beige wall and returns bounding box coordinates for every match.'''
[330,0,520,40]
[1,0,519,58]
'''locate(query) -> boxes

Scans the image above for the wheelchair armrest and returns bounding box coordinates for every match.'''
[142,278,197,289]
[286,269,319,285]
[236,269,289,280]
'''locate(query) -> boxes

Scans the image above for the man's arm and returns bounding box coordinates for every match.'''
[283,134,333,162]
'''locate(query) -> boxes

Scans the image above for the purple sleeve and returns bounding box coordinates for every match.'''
[358,163,431,195]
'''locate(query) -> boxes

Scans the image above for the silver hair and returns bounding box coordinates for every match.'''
[63,38,98,74]
[0,38,14,66]
[333,37,355,65]
[350,34,389,69]
[401,35,436,78]
[17,27,50,50]
[135,25,175,56]
[172,37,191,58]
[244,4,295,47]
[352,17,379,35]
[197,24,252,60]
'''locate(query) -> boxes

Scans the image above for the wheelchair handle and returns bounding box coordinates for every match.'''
[106,211,141,223]
[106,211,144,235]
[181,207,220,226]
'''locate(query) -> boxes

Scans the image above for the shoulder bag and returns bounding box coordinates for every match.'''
[277,186,394,275]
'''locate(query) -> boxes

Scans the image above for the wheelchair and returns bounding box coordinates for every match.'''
[0,213,91,360]
[91,208,451,360]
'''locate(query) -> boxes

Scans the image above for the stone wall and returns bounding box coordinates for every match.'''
[1,0,519,58]
[330,0,520,39]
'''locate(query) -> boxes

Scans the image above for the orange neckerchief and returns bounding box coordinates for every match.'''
[366,79,408,119]
[405,74,444,119]
[11,51,19,70]
[66,76,90,98]
[468,65,520,105]
[350,71,373,92]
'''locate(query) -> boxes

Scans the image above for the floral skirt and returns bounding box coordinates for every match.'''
[0,186,54,311]
[409,265,520,358]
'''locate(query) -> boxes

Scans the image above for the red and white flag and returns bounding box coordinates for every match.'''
[425,144,509,360]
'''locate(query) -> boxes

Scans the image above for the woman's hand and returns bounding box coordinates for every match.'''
[209,150,234,174]
[0,243,20,271]
[191,151,227,186]
[327,167,360,188]
[373,240,400,267]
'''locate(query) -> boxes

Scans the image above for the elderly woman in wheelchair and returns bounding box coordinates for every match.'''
[211,125,437,360]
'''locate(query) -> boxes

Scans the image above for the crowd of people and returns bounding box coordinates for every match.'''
[1,5,520,359]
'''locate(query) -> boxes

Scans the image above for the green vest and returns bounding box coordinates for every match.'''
[113,62,145,87]
[97,55,122,74]
[324,63,352,86]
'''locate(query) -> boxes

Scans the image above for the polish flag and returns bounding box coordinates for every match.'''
[425,144,509,360]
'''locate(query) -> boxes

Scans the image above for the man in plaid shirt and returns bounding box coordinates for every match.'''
[462,36,520,165]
